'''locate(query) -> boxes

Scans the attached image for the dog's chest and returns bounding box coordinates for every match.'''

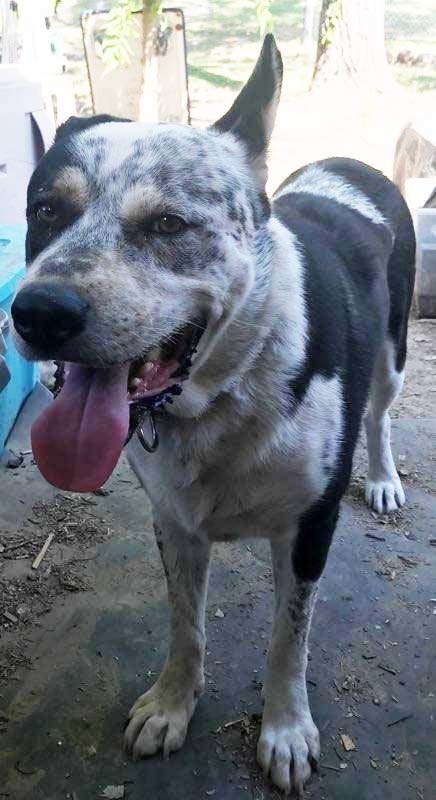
[126,373,343,538]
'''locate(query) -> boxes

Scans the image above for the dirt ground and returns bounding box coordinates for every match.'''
[391,320,436,419]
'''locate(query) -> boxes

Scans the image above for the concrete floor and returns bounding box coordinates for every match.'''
[0,388,435,800]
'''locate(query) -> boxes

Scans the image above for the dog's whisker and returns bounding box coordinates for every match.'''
[230,319,271,332]
[162,316,205,332]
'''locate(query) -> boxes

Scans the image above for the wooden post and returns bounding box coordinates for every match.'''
[1,0,19,63]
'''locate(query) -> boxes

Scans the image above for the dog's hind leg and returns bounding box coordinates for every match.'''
[364,338,406,514]
[124,521,210,759]
[365,204,415,515]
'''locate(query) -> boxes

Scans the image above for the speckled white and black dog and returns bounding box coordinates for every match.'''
[12,36,415,796]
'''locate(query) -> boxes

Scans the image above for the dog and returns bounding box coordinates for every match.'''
[11,35,415,795]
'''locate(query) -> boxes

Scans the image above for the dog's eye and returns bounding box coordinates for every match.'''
[36,204,57,223]
[154,214,185,235]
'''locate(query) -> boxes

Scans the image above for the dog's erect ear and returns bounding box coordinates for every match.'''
[213,34,282,189]
[54,114,131,143]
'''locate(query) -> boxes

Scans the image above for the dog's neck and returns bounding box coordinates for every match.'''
[169,215,308,424]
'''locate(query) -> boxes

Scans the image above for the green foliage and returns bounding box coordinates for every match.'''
[189,64,243,90]
[320,0,343,47]
[256,0,275,37]
[102,0,161,67]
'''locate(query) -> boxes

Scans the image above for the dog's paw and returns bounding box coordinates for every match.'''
[257,716,320,796]
[365,475,405,514]
[124,673,200,760]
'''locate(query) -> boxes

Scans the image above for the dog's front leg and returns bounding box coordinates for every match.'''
[258,533,321,796]
[124,520,211,759]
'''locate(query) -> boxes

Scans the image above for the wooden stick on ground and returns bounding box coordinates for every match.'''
[32,533,55,570]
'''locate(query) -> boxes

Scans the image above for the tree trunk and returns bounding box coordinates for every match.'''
[303,0,319,47]
[138,6,158,121]
[312,0,389,90]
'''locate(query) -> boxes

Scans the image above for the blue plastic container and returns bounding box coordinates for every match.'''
[0,224,38,452]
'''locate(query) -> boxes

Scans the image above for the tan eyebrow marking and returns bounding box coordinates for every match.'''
[119,183,167,225]
[52,166,90,209]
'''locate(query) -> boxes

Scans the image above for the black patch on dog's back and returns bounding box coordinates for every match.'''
[274,158,415,583]
[274,190,389,408]
[294,158,416,374]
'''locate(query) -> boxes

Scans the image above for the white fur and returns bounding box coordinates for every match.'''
[365,338,405,513]
[171,216,308,419]
[275,164,387,226]
[127,218,343,540]
[79,122,156,176]
[128,372,343,538]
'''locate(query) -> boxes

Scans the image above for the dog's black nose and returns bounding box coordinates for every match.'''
[12,283,88,348]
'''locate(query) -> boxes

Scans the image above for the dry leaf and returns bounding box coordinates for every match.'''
[340,733,356,752]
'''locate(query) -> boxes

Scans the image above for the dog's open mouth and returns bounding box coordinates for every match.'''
[31,324,203,494]
[127,323,198,402]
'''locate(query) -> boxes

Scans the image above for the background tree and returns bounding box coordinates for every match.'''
[312,0,389,90]
[303,0,319,47]
[98,0,160,66]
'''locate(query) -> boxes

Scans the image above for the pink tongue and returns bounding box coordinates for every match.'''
[31,363,130,492]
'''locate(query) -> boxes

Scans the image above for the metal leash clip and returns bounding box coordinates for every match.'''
[137,410,159,453]
[127,386,182,454]
[129,327,203,453]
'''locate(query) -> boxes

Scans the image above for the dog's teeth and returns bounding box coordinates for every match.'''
[136,361,155,380]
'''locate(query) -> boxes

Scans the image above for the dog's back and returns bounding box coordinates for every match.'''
[274,157,415,372]
[273,157,415,525]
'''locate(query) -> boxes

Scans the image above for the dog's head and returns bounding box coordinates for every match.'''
[11,36,282,492]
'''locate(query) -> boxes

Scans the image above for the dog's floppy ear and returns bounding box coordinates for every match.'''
[54,114,131,143]
[213,34,282,189]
